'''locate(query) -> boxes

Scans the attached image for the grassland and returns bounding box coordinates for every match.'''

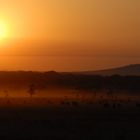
[0,89,139,139]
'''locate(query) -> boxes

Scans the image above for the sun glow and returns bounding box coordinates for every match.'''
[0,20,8,41]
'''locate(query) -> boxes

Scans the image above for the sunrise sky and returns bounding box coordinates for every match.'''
[0,0,140,71]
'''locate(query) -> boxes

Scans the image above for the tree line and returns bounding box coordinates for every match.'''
[0,71,139,93]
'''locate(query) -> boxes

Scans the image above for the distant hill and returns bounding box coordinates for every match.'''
[75,64,140,76]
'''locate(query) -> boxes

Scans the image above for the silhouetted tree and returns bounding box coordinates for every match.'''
[28,84,36,98]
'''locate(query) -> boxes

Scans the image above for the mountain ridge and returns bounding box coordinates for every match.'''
[74,64,140,76]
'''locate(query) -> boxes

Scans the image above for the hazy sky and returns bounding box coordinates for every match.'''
[0,0,140,71]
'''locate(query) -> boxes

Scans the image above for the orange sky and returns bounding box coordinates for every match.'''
[0,0,140,71]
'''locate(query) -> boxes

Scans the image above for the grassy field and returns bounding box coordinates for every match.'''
[0,90,140,139]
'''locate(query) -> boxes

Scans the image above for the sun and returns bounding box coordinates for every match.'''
[0,21,8,40]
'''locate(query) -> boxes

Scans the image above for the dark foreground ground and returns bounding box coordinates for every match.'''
[0,98,140,140]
